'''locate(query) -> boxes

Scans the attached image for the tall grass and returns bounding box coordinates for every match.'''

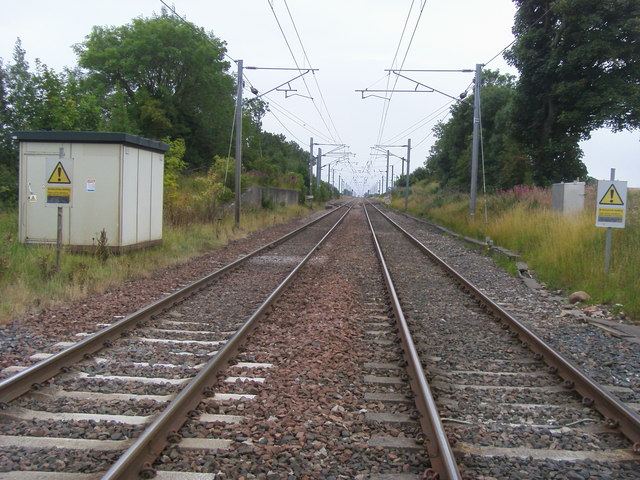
[0,204,310,324]
[392,183,640,321]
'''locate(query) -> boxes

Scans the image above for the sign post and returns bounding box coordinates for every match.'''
[595,168,627,273]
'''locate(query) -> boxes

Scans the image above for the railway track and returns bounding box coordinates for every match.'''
[364,202,640,479]
[0,201,638,479]
[0,204,351,479]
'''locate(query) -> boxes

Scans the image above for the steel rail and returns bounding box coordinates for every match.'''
[369,202,640,446]
[364,205,463,480]
[102,205,352,479]
[0,204,348,405]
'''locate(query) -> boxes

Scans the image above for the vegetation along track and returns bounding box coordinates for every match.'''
[1,200,639,479]
[365,202,640,479]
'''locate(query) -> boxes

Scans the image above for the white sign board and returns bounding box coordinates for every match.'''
[595,180,627,228]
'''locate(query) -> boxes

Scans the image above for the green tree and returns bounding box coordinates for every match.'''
[74,12,236,168]
[0,40,37,205]
[0,58,16,205]
[506,0,640,185]
[425,70,529,190]
[5,39,37,131]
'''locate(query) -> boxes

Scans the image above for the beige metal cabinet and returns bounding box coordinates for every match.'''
[16,131,169,252]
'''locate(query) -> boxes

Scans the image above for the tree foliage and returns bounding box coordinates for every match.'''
[74,12,236,169]
[506,0,640,185]
[424,70,530,190]
[0,14,317,208]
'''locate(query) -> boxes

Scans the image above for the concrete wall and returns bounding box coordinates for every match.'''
[242,186,299,208]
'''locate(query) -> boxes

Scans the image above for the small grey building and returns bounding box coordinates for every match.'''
[16,131,169,252]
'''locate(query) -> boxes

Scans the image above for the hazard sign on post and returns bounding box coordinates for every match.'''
[45,158,73,207]
[595,179,627,228]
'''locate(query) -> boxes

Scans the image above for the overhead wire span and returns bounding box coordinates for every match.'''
[282,0,342,144]
[385,100,454,145]
[375,0,428,147]
[375,0,416,143]
[266,107,308,146]
[266,96,334,143]
[266,0,341,144]
[367,0,429,185]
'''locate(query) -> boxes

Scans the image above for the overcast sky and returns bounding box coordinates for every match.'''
[2,0,638,193]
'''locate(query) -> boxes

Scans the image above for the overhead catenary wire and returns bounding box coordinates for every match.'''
[266,96,334,143]
[385,100,454,145]
[266,106,308,146]
[266,0,341,145]
[375,0,428,148]
[282,0,342,144]
[362,0,429,180]
[375,0,417,143]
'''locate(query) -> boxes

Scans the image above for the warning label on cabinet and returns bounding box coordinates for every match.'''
[46,186,71,205]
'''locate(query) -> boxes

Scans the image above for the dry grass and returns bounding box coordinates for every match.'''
[393,183,640,321]
[0,204,311,324]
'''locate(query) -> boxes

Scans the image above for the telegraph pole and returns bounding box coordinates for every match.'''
[470,63,482,219]
[234,59,243,226]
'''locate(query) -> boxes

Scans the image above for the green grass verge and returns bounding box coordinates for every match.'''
[0,204,311,324]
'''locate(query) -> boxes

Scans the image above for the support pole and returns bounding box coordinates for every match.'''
[316,148,322,189]
[391,164,394,190]
[386,150,390,193]
[604,168,615,273]
[234,59,243,226]
[309,137,314,208]
[405,138,411,211]
[56,207,62,268]
[470,63,482,219]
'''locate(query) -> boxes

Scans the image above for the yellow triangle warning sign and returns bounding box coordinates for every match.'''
[48,161,71,184]
[599,184,624,206]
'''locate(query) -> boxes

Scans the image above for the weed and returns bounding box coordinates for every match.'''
[94,229,111,263]
[0,256,7,279]
[261,195,274,210]
[38,254,58,280]
[68,261,90,285]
